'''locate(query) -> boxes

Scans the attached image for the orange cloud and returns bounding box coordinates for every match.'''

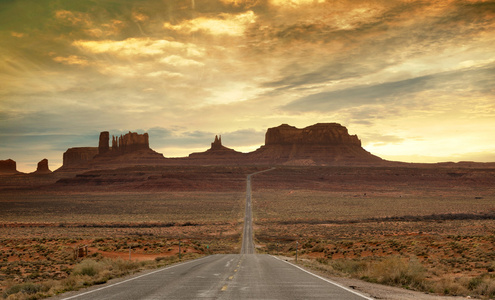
[163,11,256,36]
[270,0,325,7]
[55,10,92,27]
[11,32,25,38]
[132,11,149,22]
[53,55,89,66]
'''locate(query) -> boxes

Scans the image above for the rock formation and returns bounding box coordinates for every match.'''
[98,131,110,155]
[189,135,245,159]
[110,132,150,154]
[211,135,223,150]
[33,158,52,174]
[59,131,162,171]
[0,159,18,173]
[265,123,362,146]
[56,124,384,171]
[62,147,98,168]
[250,123,382,165]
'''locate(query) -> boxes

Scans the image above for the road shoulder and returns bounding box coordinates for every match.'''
[274,256,468,300]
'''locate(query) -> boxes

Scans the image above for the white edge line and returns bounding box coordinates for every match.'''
[61,255,212,300]
[271,255,374,300]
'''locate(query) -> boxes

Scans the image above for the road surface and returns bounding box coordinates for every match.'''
[241,168,276,254]
[58,254,370,300]
[55,169,372,300]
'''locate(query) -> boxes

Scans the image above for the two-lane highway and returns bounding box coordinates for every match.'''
[241,167,276,254]
[54,169,373,299]
[57,254,371,300]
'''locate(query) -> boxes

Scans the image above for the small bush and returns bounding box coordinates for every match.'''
[468,276,483,290]
[435,276,469,296]
[364,256,426,289]
[3,282,44,298]
[331,259,367,274]
[72,259,102,277]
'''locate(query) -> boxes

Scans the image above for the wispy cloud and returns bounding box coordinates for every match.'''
[282,65,495,113]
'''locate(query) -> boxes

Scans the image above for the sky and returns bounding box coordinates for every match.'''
[1,0,494,172]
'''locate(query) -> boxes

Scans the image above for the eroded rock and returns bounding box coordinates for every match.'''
[0,159,17,173]
[34,158,52,174]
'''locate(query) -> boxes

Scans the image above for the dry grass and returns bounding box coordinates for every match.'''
[2,255,201,299]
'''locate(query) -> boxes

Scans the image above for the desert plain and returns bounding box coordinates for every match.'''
[1,164,495,299]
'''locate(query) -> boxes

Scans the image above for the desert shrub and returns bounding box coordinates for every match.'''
[331,259,367,275]
[434,275,469,296]
[106,258,142,276]
[3,282,44,298]
[468,276,483,290]
[469,276,495,298]
[60,276,77,292]
[363,256,426,289]
[312,244,325,252]
[322,256,427,290]
[72,259,102,277]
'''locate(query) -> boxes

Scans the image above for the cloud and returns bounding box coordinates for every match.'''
[54,9,125,38]
[163,11,256,36]
[282,64,495,113]
[282,76,430,112]
[271,0,325,7]
[73,38,201,57]
[160,55,204,67]
[55,10,92,27]
[53,55,89,66]
[361,133,405,147]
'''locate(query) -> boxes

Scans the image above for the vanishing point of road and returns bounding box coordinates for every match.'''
[55,169,372,300]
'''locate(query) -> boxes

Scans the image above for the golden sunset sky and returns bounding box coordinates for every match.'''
[1,0,494,172]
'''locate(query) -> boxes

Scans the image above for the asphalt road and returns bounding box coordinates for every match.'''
[58,254,371,300]
[240,173,255,254]
[55,169,372,300]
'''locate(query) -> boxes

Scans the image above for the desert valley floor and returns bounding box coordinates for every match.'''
[1,164,495,299]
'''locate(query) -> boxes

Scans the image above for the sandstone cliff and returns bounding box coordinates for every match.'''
[265,123,361,146]
[110,132,150,154]
[250,123,382,165]
[98,131,110,155]
[91,131,163,167]
[0,159,18,174]
[59,131,162,171]
[62,147,98,168]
